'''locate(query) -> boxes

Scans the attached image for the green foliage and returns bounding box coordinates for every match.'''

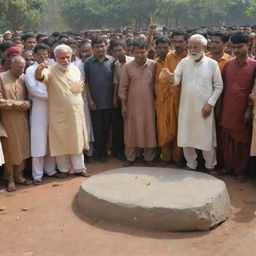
[0,0,46,31]
[247,0,256,15]
[0,0,255,32]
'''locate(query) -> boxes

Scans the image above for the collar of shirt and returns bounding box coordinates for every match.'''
[234,56,250,66]
[91,55,111,63]
[133,58,150,68]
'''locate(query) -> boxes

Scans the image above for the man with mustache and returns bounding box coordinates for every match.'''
[206,31,232,171]
[157,31,188,165]
[35,44,90,178]
[162,34,223,171]
[220,31,256,183]
[119,39,157,166]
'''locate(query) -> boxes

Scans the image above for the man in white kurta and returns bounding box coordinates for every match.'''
[35,45,90,178]
[25,43,57,184]
[163,34,223,170]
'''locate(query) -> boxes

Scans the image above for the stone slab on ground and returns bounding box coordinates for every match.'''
[78,167,231,231]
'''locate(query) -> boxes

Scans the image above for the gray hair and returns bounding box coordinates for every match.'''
[11,55,26,64]
[190,34,208,46]
[54,44,73,57]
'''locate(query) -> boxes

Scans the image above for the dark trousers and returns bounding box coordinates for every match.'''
[111,106,124,156]
[91,109,112,158]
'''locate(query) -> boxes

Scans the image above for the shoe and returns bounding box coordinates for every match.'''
[57,172,69,179]
[184,166,196,171]
[75,172,91,177]
[15,179,33,186]
[123,161,134,167]
[145,161,155,167]
[116,153,126,162]
[235,175,247,183]
[99,156,107,163]
[45,172,59,178]
[207,169,219,176]
[159,161,170,167]
[6,182,16,192]
[34,179,42,185]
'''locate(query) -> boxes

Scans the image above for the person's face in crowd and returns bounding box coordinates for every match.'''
[23,37,36,50]
[134,46,147,65]
[37,36,48,43]
[126,33,134,40]
[112,45,126,61]
[210,36,226,54]
[79,43,92,62]
[0,35,3,43]
[224,41,233,55]
[34,49,48,64]
[189,39,205,61]
[47,47,54,59]
[59,37,69,42]
[12,35,22,44]
[69,44,77,60]
[172,35,187,54]
[23,51,35,69]
[10,58,25,78]
[93,42,106,58]
[244,26,252,34]
[156,42,170,60]
[3,33,12,41]
[231,42,249,59]
[136,34,146,40]
[6,53,21,70]
[55,49,72,71]
[126,45,134,56]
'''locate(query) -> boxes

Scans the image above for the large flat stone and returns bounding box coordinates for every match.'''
[78,167,230,231]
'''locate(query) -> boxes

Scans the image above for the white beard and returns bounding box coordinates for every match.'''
[190,51,204,61]
[57,63,70,72]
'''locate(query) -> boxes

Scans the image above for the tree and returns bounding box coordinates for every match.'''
[0,0,46,31]
[247,0,256,15]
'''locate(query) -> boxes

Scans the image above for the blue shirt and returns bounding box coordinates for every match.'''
[84,55,115,110]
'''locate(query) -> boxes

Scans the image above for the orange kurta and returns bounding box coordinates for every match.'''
[206,52,232,70]
[155,51,185,147]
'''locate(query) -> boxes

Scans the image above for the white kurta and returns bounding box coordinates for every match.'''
[174,56,223,151]
[72,58,94,142]
[25,62,49,157]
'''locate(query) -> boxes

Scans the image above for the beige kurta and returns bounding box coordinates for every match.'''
[42,64,89,156]
[0,71,30,165]
[118,59,157,148]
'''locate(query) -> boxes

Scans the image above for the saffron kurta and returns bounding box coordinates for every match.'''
[42,64,89,157]
[206,53,232,70]
[156,51,186,147]
[119,59,157,148]
[174,56,223,151]
[0,71,30,164]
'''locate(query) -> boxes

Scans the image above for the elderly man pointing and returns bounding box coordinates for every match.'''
[162,34,223,171]
[35,44,90,178]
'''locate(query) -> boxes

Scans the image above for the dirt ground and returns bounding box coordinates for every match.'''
[1,158,256,256]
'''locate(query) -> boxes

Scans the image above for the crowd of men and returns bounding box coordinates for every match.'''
[0,24,255,192]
